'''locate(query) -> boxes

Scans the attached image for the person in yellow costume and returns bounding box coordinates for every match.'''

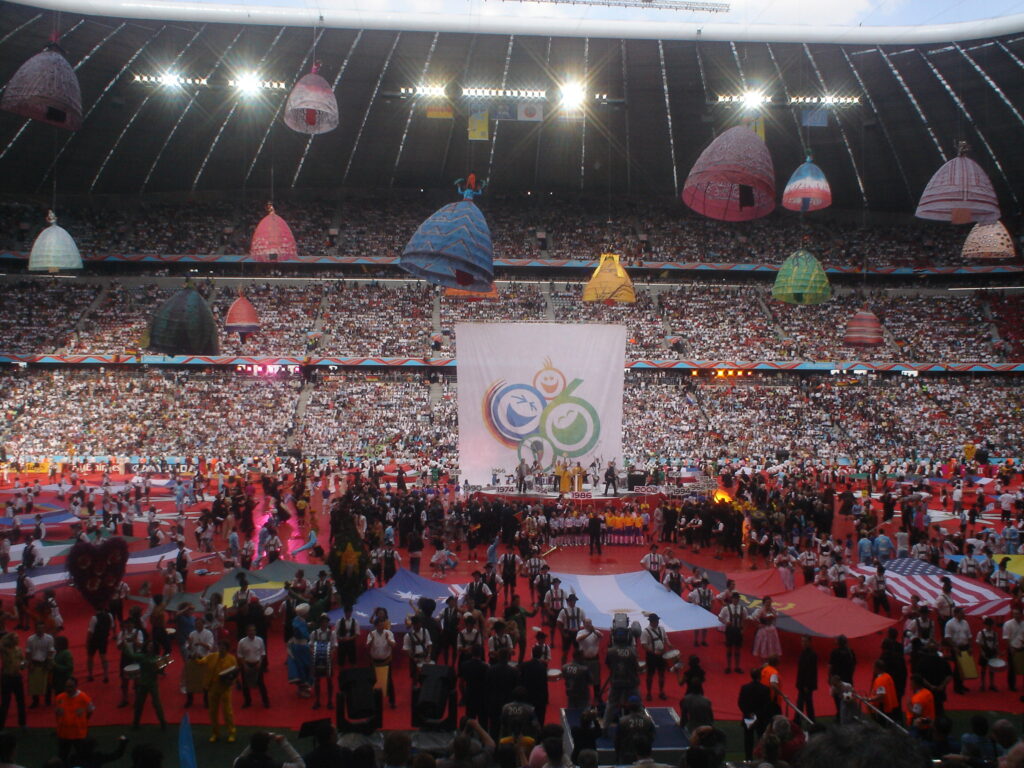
[196,638,238,743]
[570,462,586,492]
[555,458,572,494]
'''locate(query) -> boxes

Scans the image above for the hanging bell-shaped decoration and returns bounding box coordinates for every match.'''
[782,156,832,212]
[148,286,220,355]
[843,309,884,347]
[401,177,494,292]
[961,221,1016,259]
[28,210,82,272]
[916,143,999,224]
[283,62,339,135]
[772,249,832,305]
[582,253,636,304]
[682,125,775,222]
[0,42,82,130]
[250,203,298,262]
[443,284,499,300]
[225,292,261,335]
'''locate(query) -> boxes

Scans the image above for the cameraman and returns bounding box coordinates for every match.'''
[604,622,641,729]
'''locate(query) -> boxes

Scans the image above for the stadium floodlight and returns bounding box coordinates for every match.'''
[741,90,769,109]
[235,72,262,94]
[560,81,586,109]
[499,0,730,11]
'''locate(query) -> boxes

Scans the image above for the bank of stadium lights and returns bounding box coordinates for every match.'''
[133,73,208,86]
[716,92,860,106]
[133,73,286,91]
[400,85,448,98]
[461,87,548,99]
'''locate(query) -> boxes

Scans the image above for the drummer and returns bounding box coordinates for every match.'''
[237,624,270,709]
[196,638,238,743]
[123,637,169,731]
[403,614,432,680]
[640,614,671,701]
[575,618,603,705]
[310,614,336,710]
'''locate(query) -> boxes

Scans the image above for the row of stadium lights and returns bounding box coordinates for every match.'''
[716,90,861,107]
[133,75,853,110]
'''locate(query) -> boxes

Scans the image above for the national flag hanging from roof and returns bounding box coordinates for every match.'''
[468,111,489,141]
[426,104,454,119]
[801,108,828,127]
[853,558,1011,616]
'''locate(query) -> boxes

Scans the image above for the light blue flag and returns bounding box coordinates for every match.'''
[179,712,198,768]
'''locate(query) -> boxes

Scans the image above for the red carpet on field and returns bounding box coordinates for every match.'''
[2,471,1015,733]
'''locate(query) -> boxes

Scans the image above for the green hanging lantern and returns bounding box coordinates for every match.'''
[148,287,220,355]
[772,249,832,305]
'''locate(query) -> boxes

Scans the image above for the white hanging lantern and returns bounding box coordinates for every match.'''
[28,210,82,272]
[283,62,338,135]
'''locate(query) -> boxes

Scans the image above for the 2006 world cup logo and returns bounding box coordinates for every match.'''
[483,358,600,471]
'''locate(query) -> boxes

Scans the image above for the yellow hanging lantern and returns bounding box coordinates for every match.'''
[582,253,635,304]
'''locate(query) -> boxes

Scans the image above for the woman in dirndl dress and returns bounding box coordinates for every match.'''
[286,603,313,697]
[751,596,782,659]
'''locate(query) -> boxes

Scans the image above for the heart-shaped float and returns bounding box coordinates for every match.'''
[65,538,129,609]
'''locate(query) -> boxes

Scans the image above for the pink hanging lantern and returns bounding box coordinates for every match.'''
[250,203,298,262]
[782,157,832,212]
[283,62,339,135]
[225,293,260,335]
[916,144,999,224]
[682,125,775,222]
[961,221,1016,259]
[843,309,884,347]
[1,42,82,130]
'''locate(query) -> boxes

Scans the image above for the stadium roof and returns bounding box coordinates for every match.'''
[1,0,1023,213]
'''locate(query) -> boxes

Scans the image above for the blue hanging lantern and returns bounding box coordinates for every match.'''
[400,175,494,292]
[782,156,832,213]
[148,286,219,355]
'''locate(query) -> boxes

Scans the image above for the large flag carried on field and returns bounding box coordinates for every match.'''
[456,323,626,487]
[550,571,720,633]
[853,558,1012,616]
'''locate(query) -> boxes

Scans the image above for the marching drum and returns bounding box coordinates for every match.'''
[662,649,680,662]
[988,658,1007,669]
[218,665,239,684]
[122,663,141,680]
[313,641,332,672]
[638,660,647,672]
[547,668,562,682]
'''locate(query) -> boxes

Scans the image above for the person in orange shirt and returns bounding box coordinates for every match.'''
[907,673,935,732]
[54,676,94,765]
[868,658,901,725]
[760,655,783,716]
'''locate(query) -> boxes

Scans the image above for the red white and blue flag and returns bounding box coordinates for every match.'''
[853,558,1011,617]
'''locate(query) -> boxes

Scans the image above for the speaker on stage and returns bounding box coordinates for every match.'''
[338,666,382,733]
[412,663,457,730]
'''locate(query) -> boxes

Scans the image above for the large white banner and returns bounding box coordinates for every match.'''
[456,323,626,487]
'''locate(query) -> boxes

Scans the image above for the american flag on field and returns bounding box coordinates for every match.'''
[853,558,1011,617]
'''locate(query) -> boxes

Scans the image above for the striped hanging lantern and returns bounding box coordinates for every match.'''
[225,292,260,335]
[28,210,82,272]
[843,309,884,347]
[961,221,1016,259]
[0,43,82,130]
[682,125,775,222]
[401,177,494,292]
[250,203,298,262]
[283,62,339,135]
[148,287,219,355]
[582,253,636,303]
[772,249,831,305]
[782,157,832,212]
[916,144,999,224]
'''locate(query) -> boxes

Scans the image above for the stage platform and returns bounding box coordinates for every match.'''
[562,707,687,766]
